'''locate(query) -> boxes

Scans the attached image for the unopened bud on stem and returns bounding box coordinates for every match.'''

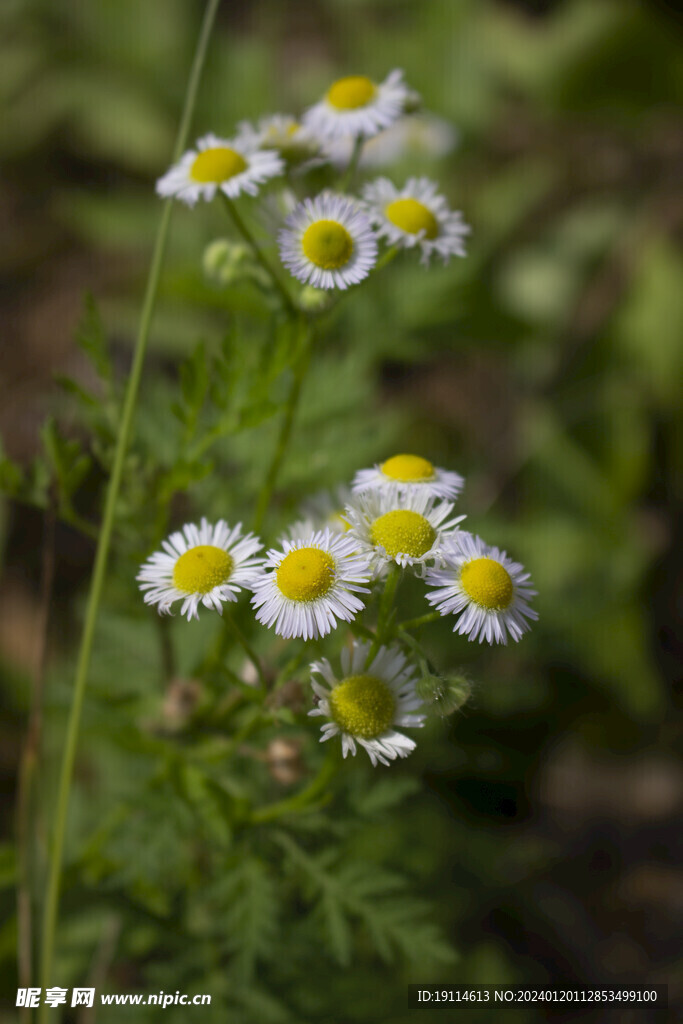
[416,672,471,716]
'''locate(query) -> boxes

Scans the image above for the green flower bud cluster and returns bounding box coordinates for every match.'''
[203,238,271,289]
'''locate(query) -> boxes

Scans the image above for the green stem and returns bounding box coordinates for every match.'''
[17,501,55,1021]
[339,135,364,192]
[224,612,267,690]
[399,610,442,632]
[374,244,400,272]
[38,0,222,1009]
[250,749,338,825]
[253,322,312,532]
[156,615,176,682]
[366,564,401,665]
[194,612,266,694]
[220,194,297,316]
[397,627,433,669]
[222,711,266,759]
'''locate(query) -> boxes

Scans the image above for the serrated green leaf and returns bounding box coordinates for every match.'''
[55,373,101,408]
[76,291,112,382]
[0,442,23,495]
[180,341,209,420]
[351,775,421,817]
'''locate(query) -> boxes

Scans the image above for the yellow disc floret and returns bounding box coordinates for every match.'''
[190,147,247,183]
[381,454,436,483]
[328,512,352,533]
[384,198,439,239]
[276,547,335,601]
[302,220,354,269]
[172,545,233,594]
[330,674,395,738]
[327,75,376,110]
[370,509,436,559]
[460,557,513,610]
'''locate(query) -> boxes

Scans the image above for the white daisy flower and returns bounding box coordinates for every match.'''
[250,529,372,641]
[344,488,465,577]
[156,133,284,206]
[289,485,354,541]
[303,70,410,141]
[137,518,264,621]
[353,453,464,500]
[278,191,378,290]
[425,533,538,644]
[362,176,470,265]
[324,113,458,170]
[309,641,425,766]
[235,114,322,165]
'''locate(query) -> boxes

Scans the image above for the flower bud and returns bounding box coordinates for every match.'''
[266,738,304,785]
[298,285,330,312]
[203,239,248,281]
[203,239,271,290]
[416,672,471,716]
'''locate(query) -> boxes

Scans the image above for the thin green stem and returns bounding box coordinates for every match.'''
[366,564,402,666]
[339,135,364,192]
[253,321,312,532]
[398,610,442,632]
[38,0,222,1009]
[397,627,433,669]
[3,493,98,542]
[250,748,338,825]
[156,615,176,682]
[223,711,267,760]
[374,244,400,272]
[220,194,297,316]
[194,611,266,693]
[17,500,55,1022]
[194,617,234,677]
[224,612,267,690]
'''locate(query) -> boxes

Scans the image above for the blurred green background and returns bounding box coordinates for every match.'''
[1,0,681,1020]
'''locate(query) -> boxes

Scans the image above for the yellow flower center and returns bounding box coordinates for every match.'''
[381,454,436,483]
[370,510,436,559]
[172,545,233,594]
[460,557,513,610]
[329,674,395,739]
[327,75,376,110]
[328,512,352,532]
[276,547,335,601]
[190,147,247,183]
[265,121,299,144]
[302,220,354,269]
[384,198,439,239]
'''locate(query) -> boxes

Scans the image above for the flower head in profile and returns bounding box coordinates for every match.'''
[309,640,425,766]
[303,70,411,141]
[344,488,465,577]
[236,114,321,165]
[353,453,464,501]
[425,532,537,644]
[279,191,377,290]
[288,485,354,541]
[362,177,470,264]
[250,529,372,641]
[156,133,283,206]
[324,113,458,170]
[137,519,264,621]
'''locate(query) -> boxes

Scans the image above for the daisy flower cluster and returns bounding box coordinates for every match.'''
[155,69,470,296]
[143,69,535,772]
[138,452,536,769]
